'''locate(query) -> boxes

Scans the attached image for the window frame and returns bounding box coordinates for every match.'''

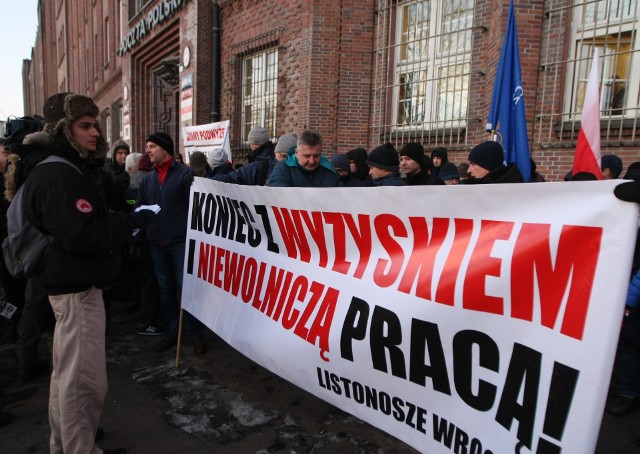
[239,47,279,144]
[104,16,110,68]
[564,0,640,119]
[390,0,474,132]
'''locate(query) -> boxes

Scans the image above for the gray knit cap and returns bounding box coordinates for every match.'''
[207,148,229,167]
[274,133,297,154]
[247,125,270,145]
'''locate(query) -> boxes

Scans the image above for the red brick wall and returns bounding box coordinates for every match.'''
[22,0,640,179]
[220,0,313,148]
[219,0,375,156]
[192,0,214,125]
[333,0,375,153]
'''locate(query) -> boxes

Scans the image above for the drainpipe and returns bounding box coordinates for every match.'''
[211,0,221,122]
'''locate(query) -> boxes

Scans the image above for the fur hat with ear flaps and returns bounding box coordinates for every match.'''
[4,93,106,202]
[43,92,108,159]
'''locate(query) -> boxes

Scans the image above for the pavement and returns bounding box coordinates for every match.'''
[0,298,639,454]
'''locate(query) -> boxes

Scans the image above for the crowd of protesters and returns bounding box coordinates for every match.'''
[0,91,639,452]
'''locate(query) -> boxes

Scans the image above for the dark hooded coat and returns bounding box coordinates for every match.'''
[104,140,130,197]
[19,131,135,295]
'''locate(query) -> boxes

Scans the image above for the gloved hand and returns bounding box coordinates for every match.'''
[615,181,640,203]
[130,209,157,229]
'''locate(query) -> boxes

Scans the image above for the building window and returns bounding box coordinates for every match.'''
[117,1,122,44]
[240,48,278,144]
[104,17,110,67]
[106,112,112,144]
[373,0,474,144]
[118,105,124,139]
[537,0,640,147]
[129,0,149,20]
[57,26,65,64]
[567,0,639,118]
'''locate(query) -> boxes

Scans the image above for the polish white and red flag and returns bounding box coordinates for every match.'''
[572,48,603,179]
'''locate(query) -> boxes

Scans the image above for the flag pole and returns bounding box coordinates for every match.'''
[175,308,184,368]
[485,0,531,181]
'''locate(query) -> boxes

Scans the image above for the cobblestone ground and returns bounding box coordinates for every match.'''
[0,299,638,453]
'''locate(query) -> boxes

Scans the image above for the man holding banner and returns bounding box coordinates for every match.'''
[137,132,207,355]
[266,130,341,187]
[462,141,523,184]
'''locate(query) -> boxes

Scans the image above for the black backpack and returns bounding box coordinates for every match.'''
[2,155,81,278]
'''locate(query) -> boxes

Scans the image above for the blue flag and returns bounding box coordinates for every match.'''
[486,0,531,182]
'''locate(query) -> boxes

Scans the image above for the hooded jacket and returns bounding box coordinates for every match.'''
[346,148,370,182]
[330,153,366,187]
[104,140,130,196]
[430,148,449,177]
[20,131,135,294]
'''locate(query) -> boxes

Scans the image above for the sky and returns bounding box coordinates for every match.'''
[0,0,39,120]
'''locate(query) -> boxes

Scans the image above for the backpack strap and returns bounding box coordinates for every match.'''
[36,155,82,174]
[21,155,83,234]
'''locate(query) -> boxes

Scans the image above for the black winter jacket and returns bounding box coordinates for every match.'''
[103,157,129,196]
[22,132,135,295]
[461,163,524,185]
[404,170,444,186]
[371,172,407,186]
[136,159,194,245]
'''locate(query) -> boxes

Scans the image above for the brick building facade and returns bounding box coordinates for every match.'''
[24,0,640,180]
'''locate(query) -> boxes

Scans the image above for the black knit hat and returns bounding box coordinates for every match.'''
[147,132,175,155]
[399,142,425,167]
[439,162,460,181]
[188,151,208,173]
[468,141,504,171]
[367,143,399,171]
[601,154,623,178]
[572,171,598,181]
[331,153,351,172]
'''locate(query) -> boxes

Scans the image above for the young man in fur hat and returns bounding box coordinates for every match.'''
[15,92,152,453]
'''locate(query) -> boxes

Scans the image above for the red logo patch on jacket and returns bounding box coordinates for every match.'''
[75,199,93,213]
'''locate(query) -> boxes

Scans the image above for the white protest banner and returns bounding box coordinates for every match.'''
[182,179,638,453]
[182,120,231,163]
